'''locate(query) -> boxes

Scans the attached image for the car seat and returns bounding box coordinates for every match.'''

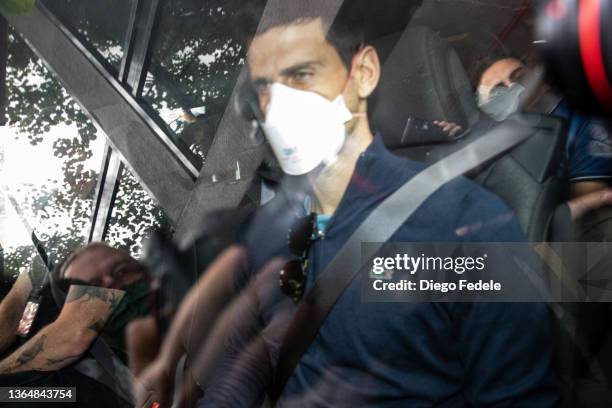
[369,26,568,242]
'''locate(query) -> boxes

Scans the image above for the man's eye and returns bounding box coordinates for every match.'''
[293,71,313,82]
[512,67,527,82]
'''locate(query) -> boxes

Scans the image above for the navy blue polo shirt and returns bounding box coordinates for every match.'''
[554,102,612,182]
[201,136,559,407]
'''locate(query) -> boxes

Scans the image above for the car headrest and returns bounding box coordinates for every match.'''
[370,26,480,146]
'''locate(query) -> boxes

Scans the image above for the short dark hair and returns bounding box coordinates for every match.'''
[469,53,527,90]
[252,0,421,68]
[252,2,363,68]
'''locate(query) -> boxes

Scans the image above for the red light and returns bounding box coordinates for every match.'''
[579,0,612,113]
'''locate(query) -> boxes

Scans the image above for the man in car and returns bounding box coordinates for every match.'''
[475,56,612,202]
[0,243,150,406]
[178,2,560,406]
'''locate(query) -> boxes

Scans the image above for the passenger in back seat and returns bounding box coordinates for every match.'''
[474,56,612,219]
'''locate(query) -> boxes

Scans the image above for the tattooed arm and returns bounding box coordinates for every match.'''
[0,271,33,354]
[0,285,124,373]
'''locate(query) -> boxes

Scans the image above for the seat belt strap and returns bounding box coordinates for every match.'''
[270,119,534,403]
[87,337,157,408]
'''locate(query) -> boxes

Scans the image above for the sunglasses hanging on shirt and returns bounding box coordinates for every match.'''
[279,212,317,303]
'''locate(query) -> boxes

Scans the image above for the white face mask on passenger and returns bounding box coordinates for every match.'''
[477,83,526,122]
[261,83,353,176]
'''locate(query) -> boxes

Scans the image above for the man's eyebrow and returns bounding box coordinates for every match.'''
[509,66,526,82]
[279,60,322,77]
[251,77,272,89]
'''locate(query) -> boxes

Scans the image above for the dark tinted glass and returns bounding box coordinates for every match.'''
[40,0,134,72]
[140,0,267,169]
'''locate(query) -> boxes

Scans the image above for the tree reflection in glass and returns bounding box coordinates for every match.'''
[141,0,267,167]
[39,0,133,71]
[106,168,173,258]
[1,27,104,271]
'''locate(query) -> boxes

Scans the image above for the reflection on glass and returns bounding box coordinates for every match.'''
[1,28,105,263]
[0,245,48,299]
[0,189,47,289]
[39,0,133,71]
[141,0,267,168]
[106,167,173,258]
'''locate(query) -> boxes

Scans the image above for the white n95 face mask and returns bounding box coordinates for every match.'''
[261,83,353,176]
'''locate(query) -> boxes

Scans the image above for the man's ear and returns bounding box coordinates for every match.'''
[354,45,381,99]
